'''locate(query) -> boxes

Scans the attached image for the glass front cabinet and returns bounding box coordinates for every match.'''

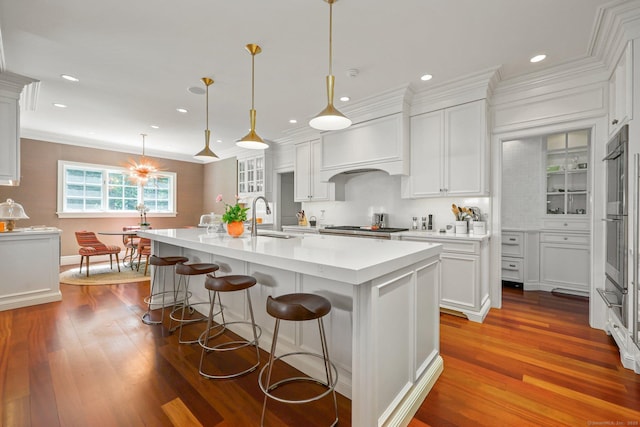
[544,130,590,216]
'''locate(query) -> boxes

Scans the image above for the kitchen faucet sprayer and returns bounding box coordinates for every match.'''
[251,196,271,237]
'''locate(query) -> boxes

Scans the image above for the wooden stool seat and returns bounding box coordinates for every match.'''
[266,293,331,321]
[198,274,261,379]
[170,263,220,344]
[142,255,190,325]
[260,293,338,426]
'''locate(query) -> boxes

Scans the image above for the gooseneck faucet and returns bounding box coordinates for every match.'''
[251,196,271,237]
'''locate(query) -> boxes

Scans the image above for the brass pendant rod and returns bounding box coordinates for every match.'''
[329,0,333,77]
[251,50,256,110]
[140,133,147,158]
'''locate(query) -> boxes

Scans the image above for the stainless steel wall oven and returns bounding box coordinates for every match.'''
[599,124,629,327]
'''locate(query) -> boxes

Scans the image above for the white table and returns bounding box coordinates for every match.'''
[139,228,443,427]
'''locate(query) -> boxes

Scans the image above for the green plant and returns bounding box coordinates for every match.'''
[216,194,249,224]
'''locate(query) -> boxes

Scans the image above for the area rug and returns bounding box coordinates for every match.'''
[60,263,149,285]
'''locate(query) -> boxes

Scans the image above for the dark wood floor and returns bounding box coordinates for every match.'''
[1,273,639,426]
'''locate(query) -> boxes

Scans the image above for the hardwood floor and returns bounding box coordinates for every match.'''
[1,274,639,426]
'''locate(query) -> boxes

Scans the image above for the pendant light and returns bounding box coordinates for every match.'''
[194,77,220,162]
[237,43,269,149]
[129,133,159,185]
[309,0,351,131]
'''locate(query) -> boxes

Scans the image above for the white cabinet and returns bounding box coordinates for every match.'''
[501,231,524,284]
[544,129,589,217]
[398,234,491,322]
[237,151,272,201]
[608,41,633,137]
[402,99,488,198]
[294,140,339,202]
[0,72,38,186]
[539,231,590,294]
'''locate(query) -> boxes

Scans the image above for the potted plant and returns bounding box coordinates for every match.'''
[216,194,249,237]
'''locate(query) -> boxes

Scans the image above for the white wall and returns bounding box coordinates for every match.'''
[301,170,490,231]
[502,137,544,229]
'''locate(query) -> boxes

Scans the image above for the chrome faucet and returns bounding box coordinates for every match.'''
[251,196,271,237]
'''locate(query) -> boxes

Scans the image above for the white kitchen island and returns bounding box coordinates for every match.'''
[138,228,443,427]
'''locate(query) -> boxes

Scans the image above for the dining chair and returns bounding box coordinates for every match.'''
[122,225,141,262]
[137,237,152,275]
[75,231,122,277]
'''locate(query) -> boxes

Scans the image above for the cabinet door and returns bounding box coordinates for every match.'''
[0,95,19,183]
[408,110,443,197]
[294,142,311,202]
[440,253,479,311]
[540,243,589,291]
[445,100,486,196]
[310,140,331,200]
[608,41,632,137]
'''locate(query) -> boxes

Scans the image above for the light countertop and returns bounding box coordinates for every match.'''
[0,227,61,236]
[138,228,442,285]
[394,230,491,242]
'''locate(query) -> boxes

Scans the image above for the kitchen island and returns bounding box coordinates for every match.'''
[138,228,443,427]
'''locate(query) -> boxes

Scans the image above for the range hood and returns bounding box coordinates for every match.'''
[319,112,410,182]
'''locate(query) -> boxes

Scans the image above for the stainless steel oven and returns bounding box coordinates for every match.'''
[599,125,629,327]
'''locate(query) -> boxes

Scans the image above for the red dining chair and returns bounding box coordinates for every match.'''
[75,231,122,277]
[122,225,141,262]
[137,237,152,275]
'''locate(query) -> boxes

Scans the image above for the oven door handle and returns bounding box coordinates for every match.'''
[601,218,622,222]
[596,288,624,308]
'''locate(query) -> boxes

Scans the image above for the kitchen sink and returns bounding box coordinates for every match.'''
[257,232,295,239]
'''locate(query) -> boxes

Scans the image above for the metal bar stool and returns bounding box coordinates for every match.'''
[259,293,338,427]
[198,274,262,379]
[142,255,189,325]
[170,262,220,344]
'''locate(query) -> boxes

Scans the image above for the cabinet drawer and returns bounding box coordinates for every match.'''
[540,232,589,245]
[542,219,589,231]
[501,232,523,257]
[501,258,523,282]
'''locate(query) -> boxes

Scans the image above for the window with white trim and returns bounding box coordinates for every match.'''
[57,160,177,218]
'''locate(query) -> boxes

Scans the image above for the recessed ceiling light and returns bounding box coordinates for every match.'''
[216,139,222,143]
[420,74,433,81]
[61,74,79,82]
[88,131,96,135]
[176,108,188,113]
[53,103,67,108]
[188,86,206,95]
[530,54,546,63]
[289,119,298,124]
[339,96,350,102]
[150,125,159,129]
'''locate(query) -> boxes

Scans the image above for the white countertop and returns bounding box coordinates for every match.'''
[0,227,62,236]
[138,228,442,285]
[394,230,491,242]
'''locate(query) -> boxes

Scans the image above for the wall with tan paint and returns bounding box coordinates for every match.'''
[0,138,205,257]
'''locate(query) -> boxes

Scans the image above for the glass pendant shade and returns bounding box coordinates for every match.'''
[309,0,351,131]
[194,77,220,162]
[236,44,268,150]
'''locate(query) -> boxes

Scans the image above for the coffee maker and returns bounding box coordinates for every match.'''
[372,213,385,228]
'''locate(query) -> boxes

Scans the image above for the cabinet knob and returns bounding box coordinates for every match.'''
[509,238,516,241]
[563,223,568,226]
[509,264,516,268]
[612,119,619,125]
[564,237,568,241]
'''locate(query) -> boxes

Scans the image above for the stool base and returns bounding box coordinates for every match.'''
[198,321,262,379]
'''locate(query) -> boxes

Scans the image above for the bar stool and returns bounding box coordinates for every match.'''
[198,274,262,379]
[170,262,220,344]
[259,293,338,427]
[141,255,189,325]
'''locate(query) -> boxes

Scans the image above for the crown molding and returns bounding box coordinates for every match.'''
[590,0,640,68]
[410,67,499,115]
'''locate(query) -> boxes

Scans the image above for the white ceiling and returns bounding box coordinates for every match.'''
[0,0,614,162]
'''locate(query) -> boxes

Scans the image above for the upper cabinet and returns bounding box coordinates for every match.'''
[544,129,590,218]
[237,151,272,201]
[402,99,489,198]
[294,139,341,202]
[0,72,38,186]
[608,41,633,138]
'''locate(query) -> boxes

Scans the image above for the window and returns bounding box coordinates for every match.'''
[57,160,177,218]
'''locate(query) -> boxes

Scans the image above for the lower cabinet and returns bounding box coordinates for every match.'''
[539,231,590,293]
[399,235,491,322]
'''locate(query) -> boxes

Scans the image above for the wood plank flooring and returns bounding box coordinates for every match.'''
[1,272,639,426]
